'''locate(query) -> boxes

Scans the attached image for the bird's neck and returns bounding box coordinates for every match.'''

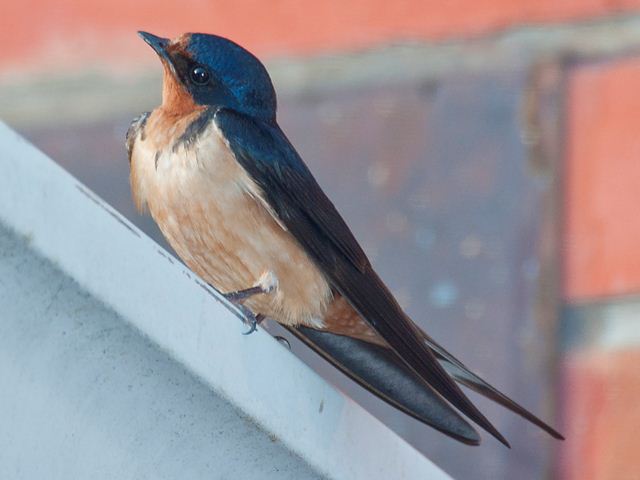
[160,67,201,118]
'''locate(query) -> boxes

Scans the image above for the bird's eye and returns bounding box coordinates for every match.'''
[190,66,210,85]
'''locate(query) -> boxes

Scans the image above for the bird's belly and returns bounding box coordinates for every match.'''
[131,121,332,327]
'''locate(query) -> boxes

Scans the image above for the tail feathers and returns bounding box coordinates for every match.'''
[422,332,565,440]
[287,325,564,445]
[289,326,482,445]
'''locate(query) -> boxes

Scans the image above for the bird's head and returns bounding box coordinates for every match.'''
[138,31,277,120]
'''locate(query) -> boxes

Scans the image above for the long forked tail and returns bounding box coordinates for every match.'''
[288,326,482,445]
[288,325,564,445]
[419,330,564,440]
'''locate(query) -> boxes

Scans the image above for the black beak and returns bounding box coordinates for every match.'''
[138,31,170,60]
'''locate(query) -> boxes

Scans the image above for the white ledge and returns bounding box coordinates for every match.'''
[0,121,451,479]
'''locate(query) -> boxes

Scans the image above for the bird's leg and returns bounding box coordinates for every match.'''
[223,285,265,303]
[222,270,279,303]
[221,271,278,335]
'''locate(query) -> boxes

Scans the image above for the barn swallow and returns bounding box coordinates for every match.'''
[127,31,564,447]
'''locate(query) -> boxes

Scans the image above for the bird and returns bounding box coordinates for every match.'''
[127,31,564,447]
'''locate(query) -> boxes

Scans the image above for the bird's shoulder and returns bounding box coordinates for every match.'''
[125,112,150,163]
[213,107,371,273]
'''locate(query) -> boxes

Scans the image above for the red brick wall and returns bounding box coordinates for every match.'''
[561,349,640,479]
[565,57,640,301]
[3,0,640,70]
[561,55,640,479]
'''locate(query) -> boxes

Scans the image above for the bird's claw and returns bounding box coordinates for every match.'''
[243,323,258,335]
[234,303,264,335]
[220,272,275,335]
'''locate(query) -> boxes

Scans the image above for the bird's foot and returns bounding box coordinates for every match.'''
[237,306,265,335]
[220,271,276,334]
[221,294,266,334]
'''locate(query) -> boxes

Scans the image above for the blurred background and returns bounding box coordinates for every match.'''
[1,1,639,478]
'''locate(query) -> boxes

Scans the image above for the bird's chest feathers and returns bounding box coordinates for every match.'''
[129,108,332,326]
[130,110,264,224]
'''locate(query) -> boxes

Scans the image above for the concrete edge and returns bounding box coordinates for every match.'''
[0,121,451,480]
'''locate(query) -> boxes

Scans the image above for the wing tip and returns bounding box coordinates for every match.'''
[547,427,565,441]
[449,429,481,447]
[399,404,483,446]
[483,424,510,449]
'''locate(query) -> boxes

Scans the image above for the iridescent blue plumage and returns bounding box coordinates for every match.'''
[185,33,277,119]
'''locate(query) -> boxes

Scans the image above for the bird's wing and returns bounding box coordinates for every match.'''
[214,107,508,446]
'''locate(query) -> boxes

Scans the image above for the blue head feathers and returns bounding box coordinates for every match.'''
[139,31,277,120]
